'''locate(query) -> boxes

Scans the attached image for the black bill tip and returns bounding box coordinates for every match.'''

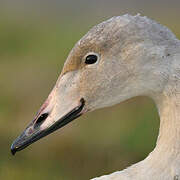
[11,144,18,155]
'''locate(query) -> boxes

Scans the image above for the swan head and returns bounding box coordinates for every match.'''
[11,14,178,155]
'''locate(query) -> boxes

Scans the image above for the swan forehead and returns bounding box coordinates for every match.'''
[61,16,132,75]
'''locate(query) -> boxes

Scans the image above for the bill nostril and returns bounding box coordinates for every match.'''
[34,113,49,128]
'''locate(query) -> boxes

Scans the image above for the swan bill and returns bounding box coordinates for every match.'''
[11,98,85,155]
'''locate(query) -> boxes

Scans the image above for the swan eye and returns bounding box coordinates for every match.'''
[85,54,98,64]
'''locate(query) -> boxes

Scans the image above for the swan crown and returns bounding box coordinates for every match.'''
[62,14,179,75]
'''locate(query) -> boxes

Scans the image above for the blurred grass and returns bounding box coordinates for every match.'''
[0,5,180,180]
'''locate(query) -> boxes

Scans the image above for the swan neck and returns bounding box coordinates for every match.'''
[155,94,180,153]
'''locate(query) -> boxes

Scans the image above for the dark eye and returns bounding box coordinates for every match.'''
[85,54,98,64]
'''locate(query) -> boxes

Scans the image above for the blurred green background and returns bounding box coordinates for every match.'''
[0,0,180,179]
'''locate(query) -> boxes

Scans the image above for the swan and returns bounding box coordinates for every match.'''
[11,14,180,180]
